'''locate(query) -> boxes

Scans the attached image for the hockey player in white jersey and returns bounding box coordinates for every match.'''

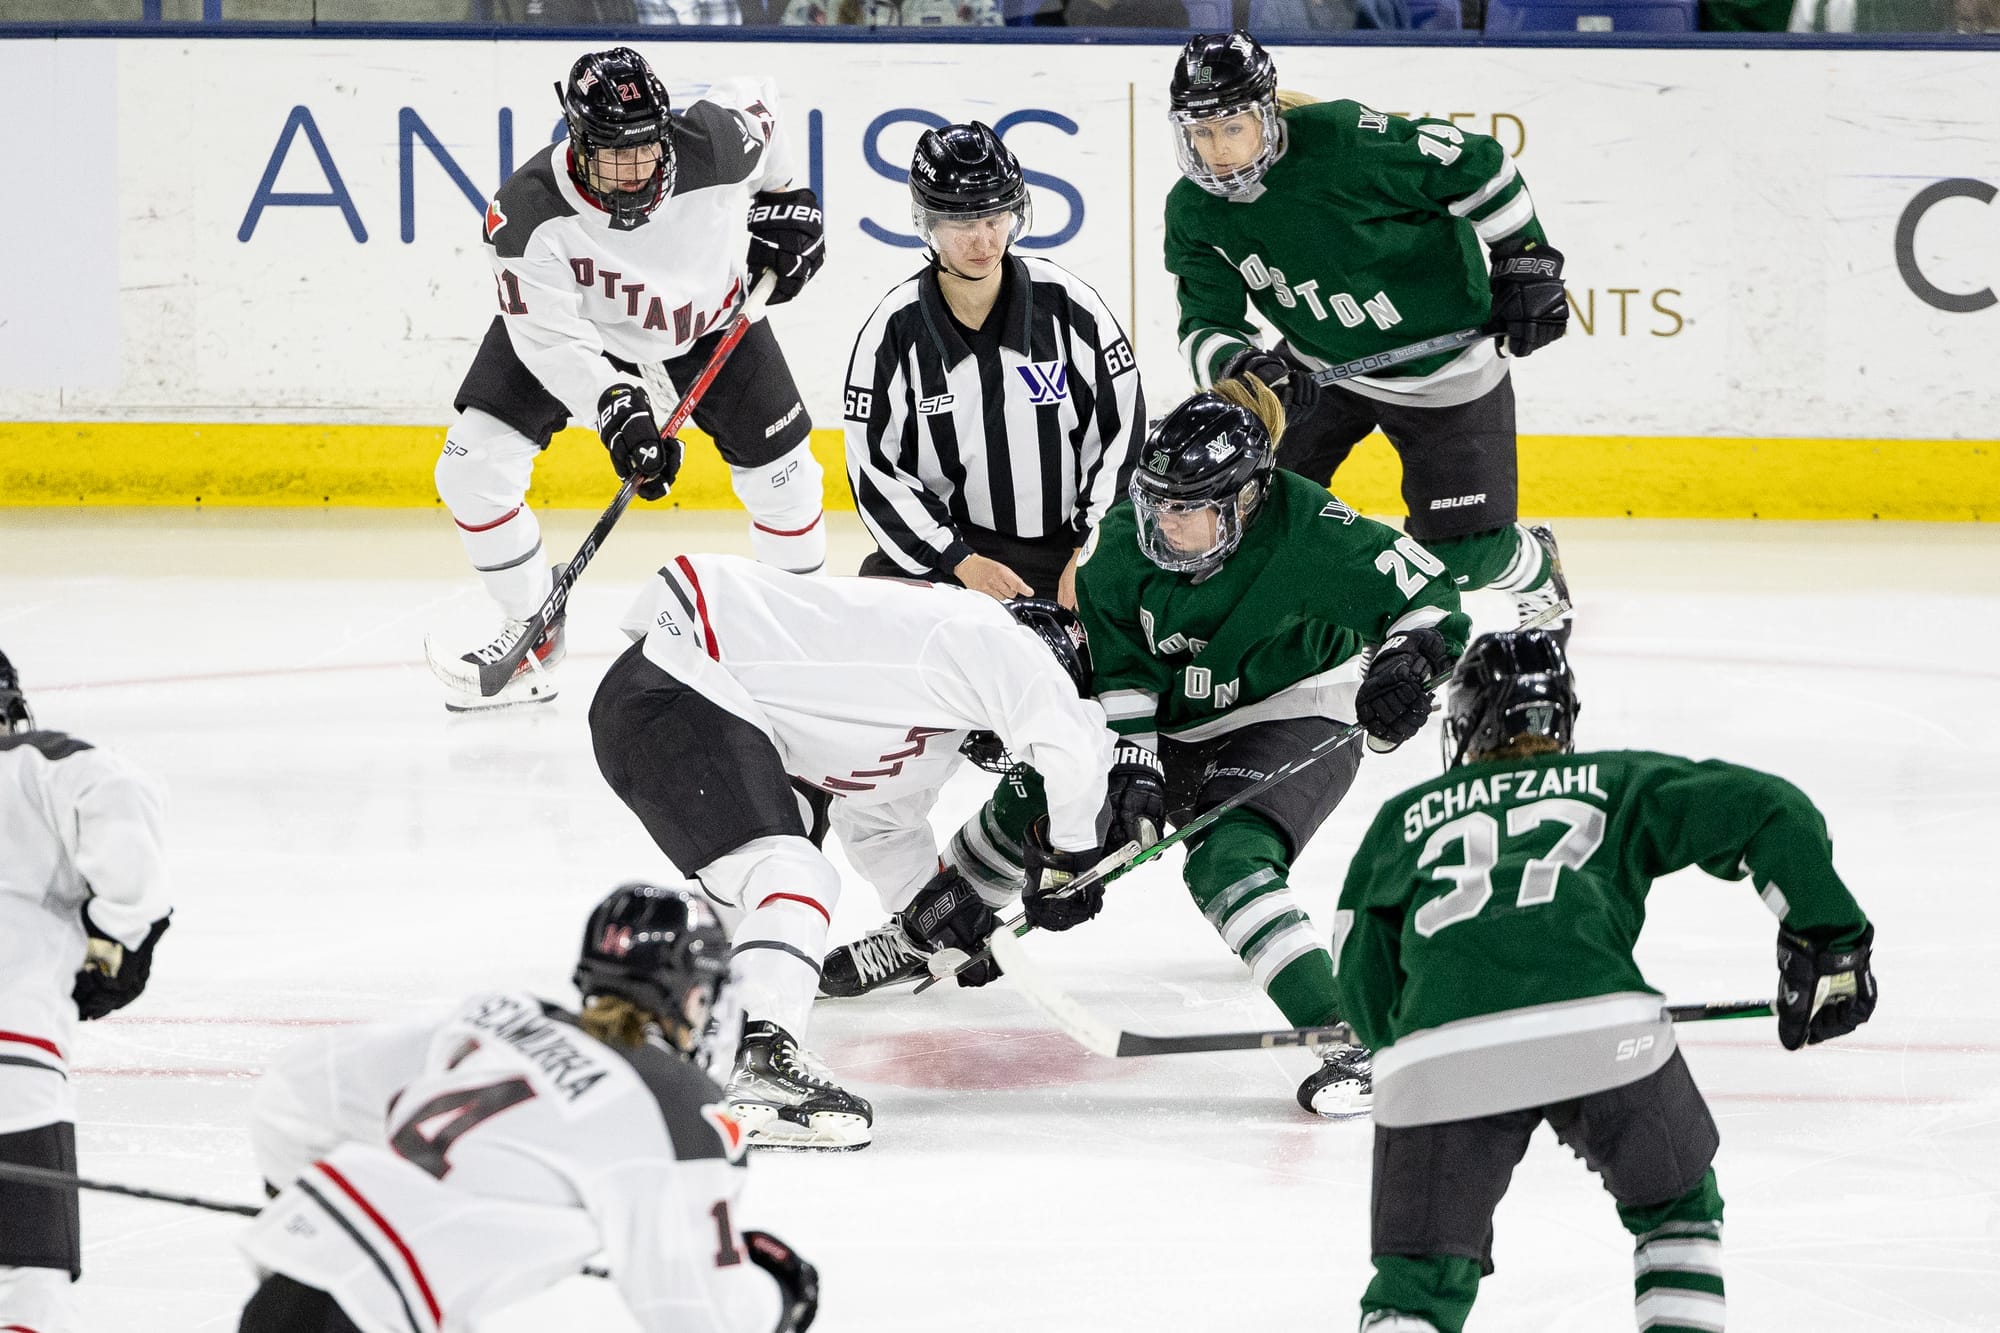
[0,650,173,1333]
[238,883,819,1333]
[433,46,828,711]
[588,557,1144,1149]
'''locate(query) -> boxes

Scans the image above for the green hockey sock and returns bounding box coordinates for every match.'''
[946,767,1047,907]
[1423,524,1550,595]
[1621,1169,1726,1332]
[1358,1254,1482,1333]
[1183,810,1340,1028]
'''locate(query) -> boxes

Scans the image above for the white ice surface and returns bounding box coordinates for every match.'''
[2,508,1996,1331]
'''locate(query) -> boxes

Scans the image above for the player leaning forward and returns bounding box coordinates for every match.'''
[1071,378,1471,1115]
[1335,630,1877,1333]
[589,557,1134,1149]
[240,884,819,1332]
[0,652,173,1333]
[1166,32,1571,631]
[433,47,828,710]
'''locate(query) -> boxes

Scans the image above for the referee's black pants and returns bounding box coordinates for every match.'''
[858,526,1076,602]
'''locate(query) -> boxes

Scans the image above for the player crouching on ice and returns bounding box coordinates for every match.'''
[239,884,819,1333]
[1333,630,1877,1333]
[834,378,1472,1119]
[589,557,1143,1149]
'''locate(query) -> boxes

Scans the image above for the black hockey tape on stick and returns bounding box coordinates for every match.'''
[0,1160,616,1279]
[1305,323,1500,387]
[920,602,1576,994]
[431,272,780,700]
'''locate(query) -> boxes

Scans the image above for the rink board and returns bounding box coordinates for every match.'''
[0,36,1995,516]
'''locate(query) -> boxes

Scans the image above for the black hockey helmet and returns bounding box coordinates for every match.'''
[1441,629,1581,768]
[1169,32,1283,198]
[1129,392,1276,578]
[909,122,1033,260]
[573,883,729,1051]
[960,599,1090,774]
[0,649,31,735]
[555,47,674,231]
[1006,597,1091,695]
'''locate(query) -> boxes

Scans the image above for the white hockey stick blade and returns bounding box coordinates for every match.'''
[986,928,1124,1058]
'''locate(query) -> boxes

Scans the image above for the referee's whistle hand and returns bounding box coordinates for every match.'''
[956,554,1034,601]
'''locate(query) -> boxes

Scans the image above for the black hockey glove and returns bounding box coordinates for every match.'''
[903,865,1004,988]
[596,384,680,502]
[1776,924,1877,1051]
[1488,238,1569,358]
[746,188,826,306]
[1104,744,1166,850]
[73,905,170,1022]
[743,1229,820,1333]
[1220,345,1321,419]
[1022,818,1103,933]
[1354,626,1454,751]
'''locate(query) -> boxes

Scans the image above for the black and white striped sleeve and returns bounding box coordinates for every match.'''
[1059,275,1145,535]
[842,287,970,577]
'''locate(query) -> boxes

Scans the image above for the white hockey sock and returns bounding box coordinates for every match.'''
[1489,523,1550,595]
[731,441,826,574]
[435,408,551,619]
[0,1264,76,1333]
[699,835,840,1036]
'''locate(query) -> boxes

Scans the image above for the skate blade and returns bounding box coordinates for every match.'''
[730,1103,872,1152]
[1307,1090,1374,1121]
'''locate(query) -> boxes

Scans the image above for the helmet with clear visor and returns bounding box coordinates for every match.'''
[909,122,1033,262]
[1168,32,1282,199]
[1128,393,1276,579]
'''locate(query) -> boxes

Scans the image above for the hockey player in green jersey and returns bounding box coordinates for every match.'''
[1048,375,1472,1116]
[1165,32,1571,636]
[1334,629,1878,1333]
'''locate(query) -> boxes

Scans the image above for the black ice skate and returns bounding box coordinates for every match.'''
[1513,524,1572,643]
[1297,1042,1373,1119]
[819,917,931,998]
[726,1020,874,1151]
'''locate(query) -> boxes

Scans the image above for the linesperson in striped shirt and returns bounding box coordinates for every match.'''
[842,122,1144,608]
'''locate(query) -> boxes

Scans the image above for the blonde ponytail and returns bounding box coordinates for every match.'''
[578,994,655,1050]
[1212,374,1287,446]
[1275,90,1319,113]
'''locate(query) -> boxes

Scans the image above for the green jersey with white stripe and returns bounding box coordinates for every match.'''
[1074,471,1470,747]
[1333,749,1870,1123]
[1167,100,1548,399]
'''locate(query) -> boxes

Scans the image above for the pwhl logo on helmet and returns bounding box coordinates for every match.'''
[597,924,635,957]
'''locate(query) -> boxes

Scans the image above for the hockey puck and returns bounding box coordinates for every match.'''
[928,947,970,980]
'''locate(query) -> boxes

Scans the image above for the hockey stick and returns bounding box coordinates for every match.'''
[0,1158,261,1216]
[0,1160,617,1279]
[1305,323,1499,387]
[986,929,1773,1058]
[917,601,1573,994]
[428,271,780,700]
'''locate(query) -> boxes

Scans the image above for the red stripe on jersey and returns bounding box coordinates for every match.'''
[454,505,523,534]
[3,1324,47,1331]
[674,555,722,662]
[315,1160,444,1328]
[752,512,823,538]
[758,892,831,924]
[0,1031,62,1060]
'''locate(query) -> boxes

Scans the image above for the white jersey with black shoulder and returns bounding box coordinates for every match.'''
[482,78,799,424]
[240,992,781,1333]
[0,730,172,1131]
[619,555,1114,902]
